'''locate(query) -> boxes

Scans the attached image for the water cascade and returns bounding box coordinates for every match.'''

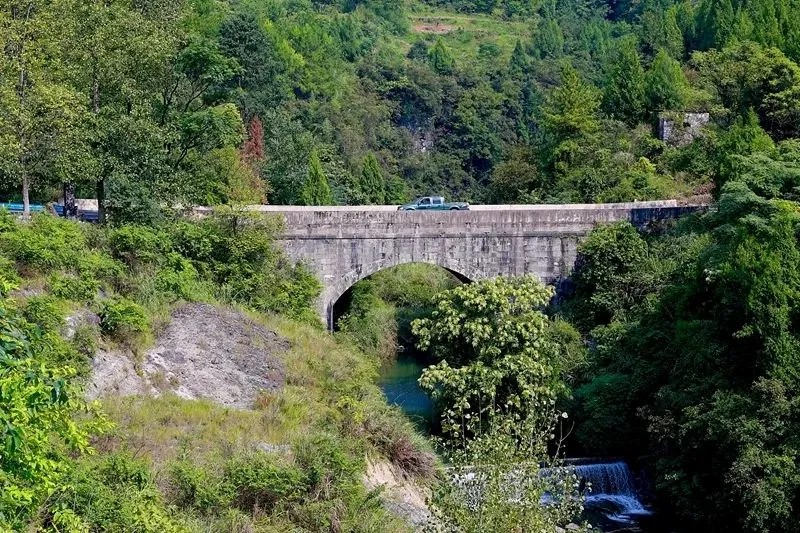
[574,461,651,525]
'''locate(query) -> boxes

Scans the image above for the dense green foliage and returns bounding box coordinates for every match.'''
[0,294,109,531]
[336,263,460,361]
[4,0,800,213]
[6,0,800,530]
[563,138,800,531]
[415,277,579,421]
[414,277,587,531]
[299,151,333,206]
[0,210,320,324]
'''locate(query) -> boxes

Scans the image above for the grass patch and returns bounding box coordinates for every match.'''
[404,6,534,62]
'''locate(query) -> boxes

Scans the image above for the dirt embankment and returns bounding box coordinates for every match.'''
[364,459,431,528]
[87,303,288,409]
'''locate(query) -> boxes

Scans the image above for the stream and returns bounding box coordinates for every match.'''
[379,355,656,531]
[378,354,435,432]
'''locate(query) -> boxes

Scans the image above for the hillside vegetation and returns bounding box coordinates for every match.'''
[4,0,800,218]
[0,212,433,531]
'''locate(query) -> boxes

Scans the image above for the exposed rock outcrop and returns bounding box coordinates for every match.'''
[87,303,287,409]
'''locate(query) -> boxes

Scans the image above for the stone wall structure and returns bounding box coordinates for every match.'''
[658,112,711,146]
[268,201,705,329]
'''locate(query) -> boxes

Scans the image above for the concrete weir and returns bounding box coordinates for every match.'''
[262,201,704,329]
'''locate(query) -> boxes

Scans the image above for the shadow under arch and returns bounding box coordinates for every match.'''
[324,258,473,331]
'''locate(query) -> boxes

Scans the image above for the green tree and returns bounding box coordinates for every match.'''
[0,0,86,218]
[428,38,455,75]
[414,276,589,531]
[714,109,775,191]
[508,39,529,78]
[534,0,564,58]
[639,3,684,59]
[603,37,646,125]
[299,151,333,206]
[645,49,689,116]
[698,0,736,49]
[62,0,177,222]
[694,42,800,139]
[446,83,506,178]
[565,144,800,531]
[218,12,300,117]
[414,277,575,418]
[570,221,649,326]
[488,145,541,203]
[359,153,386,205]
[541,63,601,171]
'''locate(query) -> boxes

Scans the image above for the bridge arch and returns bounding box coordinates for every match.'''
[322,257,475,330]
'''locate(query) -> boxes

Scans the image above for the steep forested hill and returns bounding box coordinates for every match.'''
[3,0,800,220]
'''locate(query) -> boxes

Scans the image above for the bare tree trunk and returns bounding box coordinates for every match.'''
[92,75,106,224]
[63,182,77,218]
[22,172,30,220]
[14,4,35,221]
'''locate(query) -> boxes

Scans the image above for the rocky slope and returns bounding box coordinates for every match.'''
[87,303,287,409]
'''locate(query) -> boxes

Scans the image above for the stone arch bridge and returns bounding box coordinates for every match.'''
[260,202,703,329]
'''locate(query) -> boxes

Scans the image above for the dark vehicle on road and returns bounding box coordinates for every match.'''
[397,196,469,211]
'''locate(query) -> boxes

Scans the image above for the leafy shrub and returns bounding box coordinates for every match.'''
[0,214,86,272]
[0,208,15,233]
[0,297,109,531]
[154,253,206,301]
[169,460,234,513]
[99,297,150,340]
[108,224,170,267]
[289,433,404,532]
[0,256,21,288]
[224,452,307,512]
[0,216,121,294]
[169,220,219,265]
[169,213,320,322]
[49,273,100,302]
[250,263,322,323]
[49,453,186,532]
[22,295,65,333]
[75,251,123,282]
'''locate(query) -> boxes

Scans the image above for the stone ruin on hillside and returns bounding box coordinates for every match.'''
[658,112,710,146]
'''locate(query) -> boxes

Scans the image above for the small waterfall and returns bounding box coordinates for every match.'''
[574,461,650,523]
[449,460,652,527]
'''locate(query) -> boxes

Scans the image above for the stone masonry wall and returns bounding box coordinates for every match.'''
[274,202,704,328]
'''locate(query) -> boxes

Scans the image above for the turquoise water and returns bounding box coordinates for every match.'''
[378,355,435,432]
